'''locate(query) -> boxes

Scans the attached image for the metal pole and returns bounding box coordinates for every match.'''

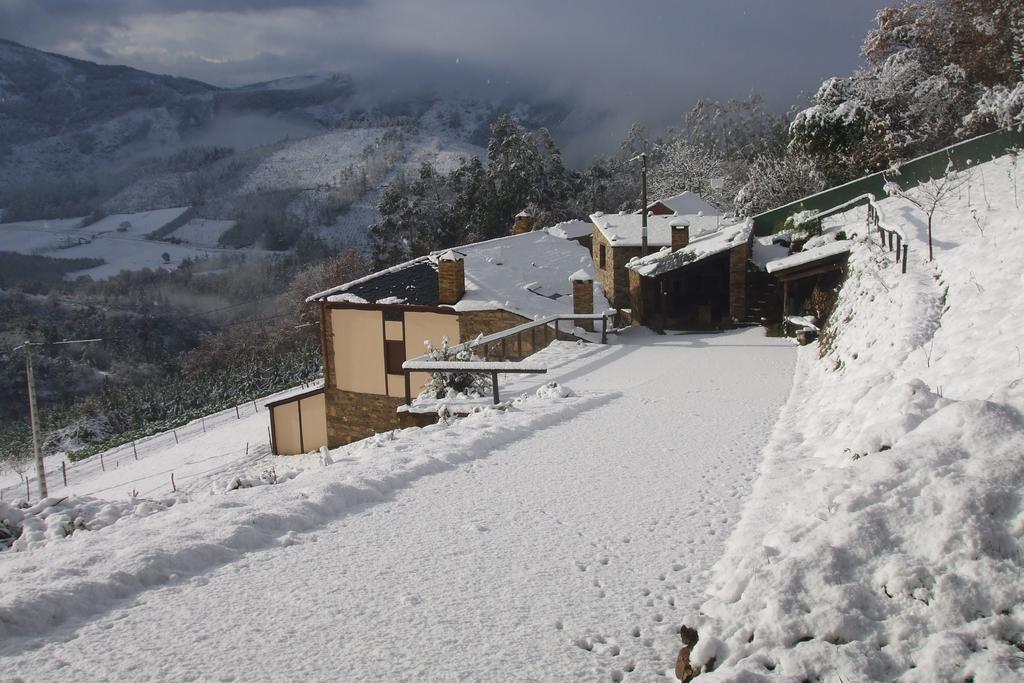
[640,153,648,257]
[24,342,47,499]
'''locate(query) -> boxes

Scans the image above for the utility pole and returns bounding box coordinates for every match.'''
[640,152,649,257]
[24,342,46,498]
[15,337,102,499]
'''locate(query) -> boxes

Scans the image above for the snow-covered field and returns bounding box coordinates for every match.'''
[688,153,1024,681]
[0,207,248,279]
[0,330,794,679]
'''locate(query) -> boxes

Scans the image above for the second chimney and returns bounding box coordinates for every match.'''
[438,251,465,304]
[671,218,690,251]
[512,209,535,235]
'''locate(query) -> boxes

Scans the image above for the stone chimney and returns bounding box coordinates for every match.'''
[438,251,465,305]
[671,218,691,251]
[570,269,594,331]
[512,209,535,235]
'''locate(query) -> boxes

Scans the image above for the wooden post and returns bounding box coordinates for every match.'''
[171,473,176,493]
[245,442,249,456]
[501,337,507,359]
[235,405,240,420]
[601,315,608,345]
[902,244,908,273]
[26,478,30,500]
[404,371,412,406]
[173,430,179,444]
[531,325,536,355]
[895,235,901,262]
[201,416,206,433]
[888,231,894,251]
[878,228,885,247]
[253,400,258,412]
[491,371,500,405]
[100,452,105,472]
[61,460,67,487]
[267,426,272,443]
[132,441,138,460]
[554,319,560,340]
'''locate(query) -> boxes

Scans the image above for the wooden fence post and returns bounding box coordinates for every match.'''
[491,371,500,405]
[100,452,105,472]
[173,430,179,444]
[171,473,176,492]
[235,406,240,420]
[902,244,909,274]
[62,460,67,487]
[201,416,206,433]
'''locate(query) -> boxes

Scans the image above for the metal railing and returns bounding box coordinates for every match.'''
[400,312,615,405]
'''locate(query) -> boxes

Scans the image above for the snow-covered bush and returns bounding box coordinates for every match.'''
[420,336,489,400]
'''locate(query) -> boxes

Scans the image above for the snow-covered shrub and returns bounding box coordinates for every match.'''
[420,336,489,400]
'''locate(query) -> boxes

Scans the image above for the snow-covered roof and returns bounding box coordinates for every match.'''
[590,212,731,248]
[545,219,593,241]
[307,228,610,318]
[647,191,721,216]
[751,235,791,269]
[447,230,608,316]
[626,220,754,278]
[765,240,853,274]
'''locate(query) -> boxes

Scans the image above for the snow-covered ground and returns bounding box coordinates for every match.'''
[0,329,794,679]
[688,153,1024,682]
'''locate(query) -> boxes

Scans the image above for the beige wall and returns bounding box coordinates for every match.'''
[272,402,301,455]
[299,393,327,452]
[270,391,327,455]
[331,308,386,394]
[404,310,461,396]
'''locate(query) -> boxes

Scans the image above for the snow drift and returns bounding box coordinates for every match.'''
[687,152,1024,681]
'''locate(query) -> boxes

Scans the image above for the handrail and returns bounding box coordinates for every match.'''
[400,310,615,406]
[403,311,615,365]
[791,193,909,274]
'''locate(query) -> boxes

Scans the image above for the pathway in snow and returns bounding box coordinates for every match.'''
[3,327,794,680]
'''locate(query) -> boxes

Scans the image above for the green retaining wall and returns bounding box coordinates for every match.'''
[752,127,1024,236]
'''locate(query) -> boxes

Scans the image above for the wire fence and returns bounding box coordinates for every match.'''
[1,382,321,503]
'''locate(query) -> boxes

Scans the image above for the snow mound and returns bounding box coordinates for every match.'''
[689,152,1024,682]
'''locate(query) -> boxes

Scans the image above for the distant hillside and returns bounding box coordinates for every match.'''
[0,39,592,251]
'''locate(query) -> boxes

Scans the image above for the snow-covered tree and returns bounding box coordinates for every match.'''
[792,0,1023,183]
[734,154,827,217]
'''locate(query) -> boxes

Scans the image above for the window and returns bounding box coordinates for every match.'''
[383,308,403,322]
[599,244,606,269]
[385,339,406,375]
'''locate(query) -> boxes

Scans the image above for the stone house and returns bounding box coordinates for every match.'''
[624,219,756,330]
[590,211,728,310]
[267,226,610,454]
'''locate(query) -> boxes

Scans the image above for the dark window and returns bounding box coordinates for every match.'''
[383,309,404,322]
[599,244,606,269]
[385,339,406,374]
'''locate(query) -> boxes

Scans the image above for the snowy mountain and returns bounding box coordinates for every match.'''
[0,39,596,250]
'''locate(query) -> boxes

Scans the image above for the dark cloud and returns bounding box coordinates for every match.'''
[0,0,890,158]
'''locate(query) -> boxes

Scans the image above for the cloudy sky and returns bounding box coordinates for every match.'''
[0,0,889,154]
